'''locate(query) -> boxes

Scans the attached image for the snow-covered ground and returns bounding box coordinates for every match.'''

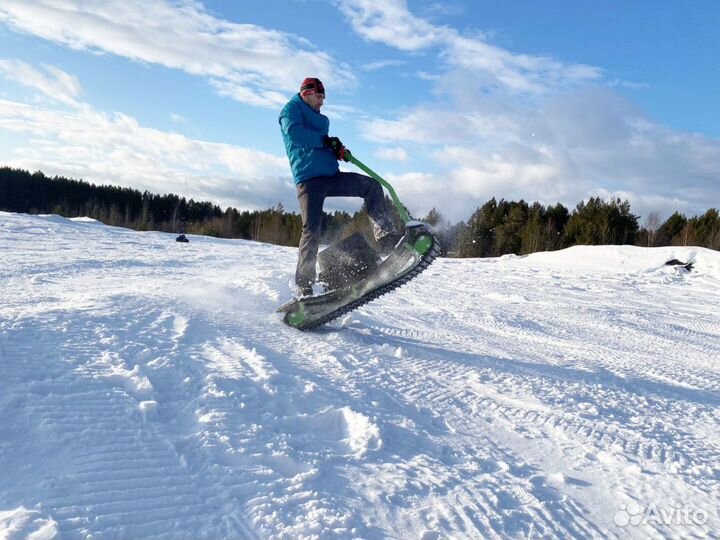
[1,211,719,540]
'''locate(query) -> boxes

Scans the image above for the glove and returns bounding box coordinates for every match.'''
[323,135,348,161]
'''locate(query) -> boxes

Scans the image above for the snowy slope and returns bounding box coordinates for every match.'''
[1,211,719,540]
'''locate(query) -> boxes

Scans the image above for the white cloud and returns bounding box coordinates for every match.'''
[362,59,407,71]
[336,0,702,222]
[444,35,602,95]
[170,113,186,124]
[608,78,651,90]
[336,0,602,95]
[336,0,449,51]
[374,147,408,161]
[415,70,440,81]
[209,78,289,109]
[0,96,298,212]
[0,0,355,107]
[361,107,522,145]
[339,2,717,222]
[358,88,720,221]
[0,59,81,106]
[318,103,363,121]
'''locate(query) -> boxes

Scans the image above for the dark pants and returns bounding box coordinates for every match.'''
[295,172,395,288]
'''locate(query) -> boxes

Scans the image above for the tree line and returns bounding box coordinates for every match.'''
[1,166,718,255]
[0,167,309,246]
[434,197,720,256]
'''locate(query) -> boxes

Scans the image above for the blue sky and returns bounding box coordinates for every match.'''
[0,1,718,223]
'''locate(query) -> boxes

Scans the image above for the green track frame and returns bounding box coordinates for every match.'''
[345,151,411,223]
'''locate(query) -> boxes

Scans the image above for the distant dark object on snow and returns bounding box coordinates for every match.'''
[176,234,189,243]
[665,259,693,271]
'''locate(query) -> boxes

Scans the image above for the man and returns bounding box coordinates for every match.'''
[279,77,398,297]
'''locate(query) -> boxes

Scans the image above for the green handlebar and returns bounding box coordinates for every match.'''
[345,151,411,224]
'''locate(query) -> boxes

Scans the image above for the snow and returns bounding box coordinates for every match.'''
[0,507,58,540]
[1,210,719,539]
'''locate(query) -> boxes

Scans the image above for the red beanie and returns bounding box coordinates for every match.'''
[300,77,325,97]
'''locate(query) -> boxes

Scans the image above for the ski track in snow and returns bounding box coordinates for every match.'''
[1,211,720,539]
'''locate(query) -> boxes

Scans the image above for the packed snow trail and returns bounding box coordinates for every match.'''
[1,211,719,539]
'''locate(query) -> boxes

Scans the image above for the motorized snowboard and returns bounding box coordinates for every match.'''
[278,222,439,330]
[278,151,440,330]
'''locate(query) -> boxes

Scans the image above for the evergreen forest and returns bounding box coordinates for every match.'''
[2,167,718,256]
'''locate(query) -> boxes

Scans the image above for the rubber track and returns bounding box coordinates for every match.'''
[295,235,441,331]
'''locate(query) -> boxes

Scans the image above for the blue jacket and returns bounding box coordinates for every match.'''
[279,93,339,184]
